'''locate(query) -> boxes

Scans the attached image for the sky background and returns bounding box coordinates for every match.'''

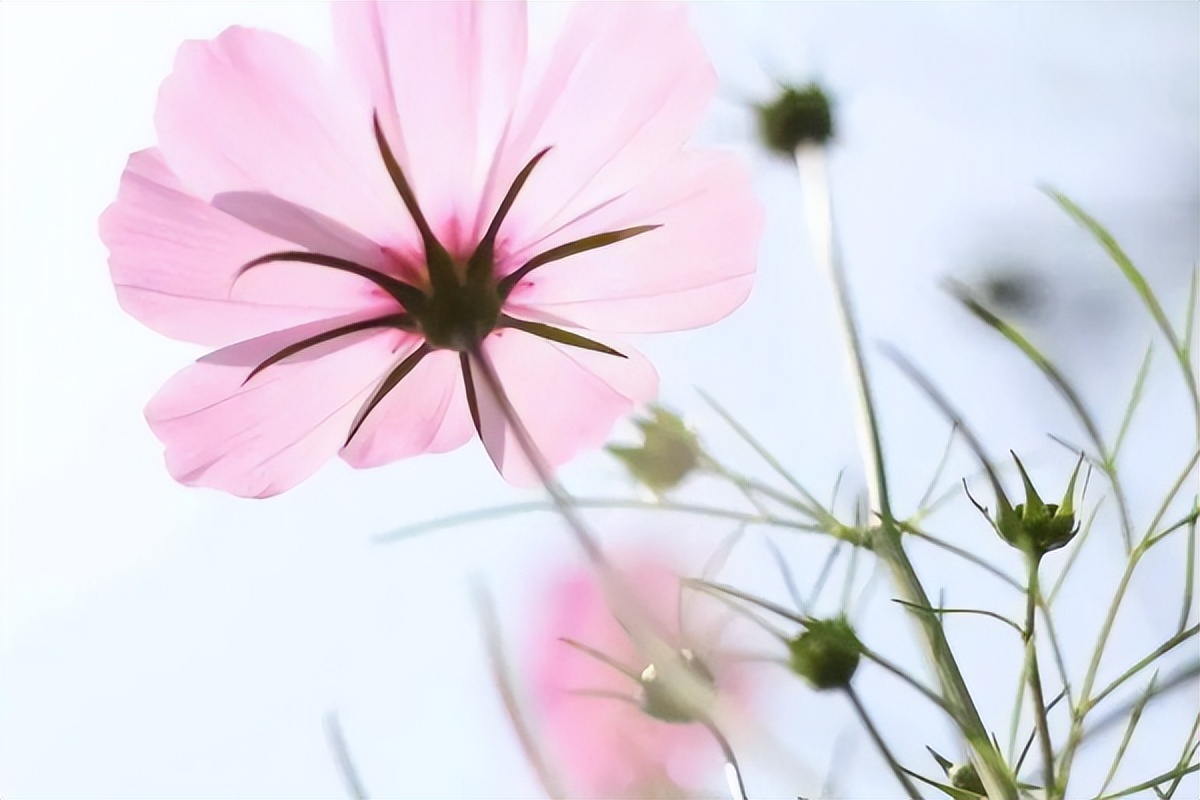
[2,1,1197,798]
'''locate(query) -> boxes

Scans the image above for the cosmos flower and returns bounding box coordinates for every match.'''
[101,1,761,497]
[528,550,753,798]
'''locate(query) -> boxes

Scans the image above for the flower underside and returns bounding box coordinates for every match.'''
[234,112,660,447]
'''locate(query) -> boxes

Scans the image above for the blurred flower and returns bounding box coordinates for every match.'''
[608,407,703,495]
[101,1,761,497]
[528,552,753,798]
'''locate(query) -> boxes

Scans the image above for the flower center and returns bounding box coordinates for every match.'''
[231,113,661,448]
[415,260,503,352]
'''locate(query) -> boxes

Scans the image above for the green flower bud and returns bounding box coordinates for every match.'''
[949,762,986,795]
[787,616,861,690]
[995,453,1083,556]
[638,648,717,724]
[608,407,702,494]
[756,82,835,154]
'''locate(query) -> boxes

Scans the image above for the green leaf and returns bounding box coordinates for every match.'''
[1045,188,1199,413]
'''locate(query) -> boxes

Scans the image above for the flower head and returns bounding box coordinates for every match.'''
[101,1,761,497]
[528,551,752,798]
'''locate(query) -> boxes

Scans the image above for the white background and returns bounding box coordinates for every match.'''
[2,2,1197,798]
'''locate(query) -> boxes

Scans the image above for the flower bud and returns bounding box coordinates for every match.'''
[756,82,835,154]
[638,648,718,724]
[787,616,861,690]
[949,762,986,795]
[608,407,702,494]
[995,453,1083,556]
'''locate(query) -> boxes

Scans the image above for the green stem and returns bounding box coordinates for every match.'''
[1024,557,1056,792]
[795,145,1014,799]
[845,685,923,800]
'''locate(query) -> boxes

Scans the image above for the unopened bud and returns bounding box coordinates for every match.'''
[996,453,1083,556]
[756,82,835,154]
[787,616,861,690]
[608,407,702,494]
[949,762,986,794]
[638,648,717,724]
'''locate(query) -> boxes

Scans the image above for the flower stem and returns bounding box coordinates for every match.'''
[794,145,1015,799]
[1023,557,1056,792]
[844,685,923,800]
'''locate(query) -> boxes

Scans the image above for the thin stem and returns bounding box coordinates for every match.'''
[1089,624,1199,710]
[375,498,823,544]
[845,685,923,800]
[794,146,1014,798]
[898,522,1023,592]
[324,712,369,800]
[475,586,567,800]
[466,346,707,728]
[1024,557,1056,793]
[701,719,750,800]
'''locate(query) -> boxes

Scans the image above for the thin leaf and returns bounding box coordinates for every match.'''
[1048,499,1105,604]
[1184,266,1198,360]
[498,225,660,298]
[1095,671,1159,798]
[474,585,567,800]
[946,280,1136,550]
[1094,763,1199,800]
[1181,509,1197,634]
[558,637,640,681]
[1111,344,1154,462]
[763,536,808,613]
[373,498,821,545]
[899,765,981,800]
[807,541,846,612]
[892,599,1025,637]
[1090,625,1198,710]
[500,316,626,358]
[1046,189,1199,412]
[344,344,431,445]
[698,389,834,527]
[324,712,369,800]
[917,423,959,513]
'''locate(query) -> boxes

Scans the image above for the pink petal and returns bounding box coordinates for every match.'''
[470,330,658,486]
[489,2,716,249]
[154,26,412,248]
[101,149,387,346]
[339,350,474,469]
[145,314,410,498]
[503,152,763,333]
[332,1,527,250]
[529,555,721,797]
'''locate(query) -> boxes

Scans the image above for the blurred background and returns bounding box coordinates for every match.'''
[2,1,1196,797]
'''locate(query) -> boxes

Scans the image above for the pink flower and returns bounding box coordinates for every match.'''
[529,552,752,798]
[101,1,761,497]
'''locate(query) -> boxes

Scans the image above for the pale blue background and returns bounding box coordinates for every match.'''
[2,2,1197,798]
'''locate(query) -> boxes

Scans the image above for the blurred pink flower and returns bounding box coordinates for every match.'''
[529,552,752,798]
[101,1,761,497]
